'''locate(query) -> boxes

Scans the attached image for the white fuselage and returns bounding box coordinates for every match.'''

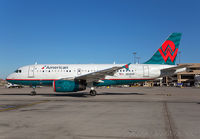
[7,64,174,81]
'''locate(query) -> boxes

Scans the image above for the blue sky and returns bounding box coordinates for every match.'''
[0,0,200,79]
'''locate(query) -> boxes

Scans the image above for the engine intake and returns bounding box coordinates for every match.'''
[53,80,86,92]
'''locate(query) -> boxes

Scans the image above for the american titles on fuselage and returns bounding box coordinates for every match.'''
[42,65,68,70]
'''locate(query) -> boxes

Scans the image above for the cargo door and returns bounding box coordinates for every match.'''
[28,66,35,78]
[143,65,149,77]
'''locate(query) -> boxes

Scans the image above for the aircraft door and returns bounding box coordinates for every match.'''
[77,68,81,75]
[28,66,35,78]
[143,65,149,77]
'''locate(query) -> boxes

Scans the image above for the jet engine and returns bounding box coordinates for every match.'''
[53,80,86,92]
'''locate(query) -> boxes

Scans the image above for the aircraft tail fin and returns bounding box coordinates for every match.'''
[144,33,182,65]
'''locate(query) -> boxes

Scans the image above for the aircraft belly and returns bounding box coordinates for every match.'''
[94,79,149,86]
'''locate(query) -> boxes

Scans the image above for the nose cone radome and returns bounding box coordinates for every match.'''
[6,73,17,84]
[6,73,15,80]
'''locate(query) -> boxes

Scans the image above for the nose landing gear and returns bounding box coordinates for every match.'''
[30,86,37,96]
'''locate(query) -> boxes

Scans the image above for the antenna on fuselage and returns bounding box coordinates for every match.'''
[35,62,38,65]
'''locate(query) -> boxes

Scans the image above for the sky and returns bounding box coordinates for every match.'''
[0,0,200,79]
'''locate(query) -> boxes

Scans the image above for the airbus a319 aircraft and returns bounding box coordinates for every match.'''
[6,33,187,96]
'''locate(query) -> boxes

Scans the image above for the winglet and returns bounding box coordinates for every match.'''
[122,63,131,71]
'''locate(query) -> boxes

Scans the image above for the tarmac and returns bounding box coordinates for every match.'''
[0,86,200,139]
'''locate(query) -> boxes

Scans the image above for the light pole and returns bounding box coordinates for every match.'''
[136,57,140,64]
[133,52,136,64]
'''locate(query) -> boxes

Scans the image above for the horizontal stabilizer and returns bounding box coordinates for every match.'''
[160,64,191,77]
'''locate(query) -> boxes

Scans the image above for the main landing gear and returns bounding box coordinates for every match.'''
[90,87,97,96]
[30,86,37,96]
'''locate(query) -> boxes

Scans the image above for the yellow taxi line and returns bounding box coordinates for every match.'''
[0,100,49,112]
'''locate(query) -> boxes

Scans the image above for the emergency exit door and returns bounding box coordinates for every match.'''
[143,66,149,77]
[28,66,35,78]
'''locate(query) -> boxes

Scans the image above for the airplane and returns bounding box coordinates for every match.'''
[6,33,187,96]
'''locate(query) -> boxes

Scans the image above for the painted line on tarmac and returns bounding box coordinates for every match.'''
[163,101,179,139]
[0,100,49,112]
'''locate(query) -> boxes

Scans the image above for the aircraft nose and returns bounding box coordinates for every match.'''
[6,73,14,80]
[6,75,11,81]
[6,73,16,84]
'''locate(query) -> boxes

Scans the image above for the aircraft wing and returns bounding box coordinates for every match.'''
[75,63,131,83]
[160,64,191,76]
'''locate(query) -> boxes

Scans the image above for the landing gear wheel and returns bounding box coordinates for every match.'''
[90,90,97,96]
[30,91,36,96]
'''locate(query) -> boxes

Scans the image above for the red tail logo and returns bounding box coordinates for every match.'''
[158,40,178,62]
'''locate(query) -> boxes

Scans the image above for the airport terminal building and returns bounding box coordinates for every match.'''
[161,63,200,87]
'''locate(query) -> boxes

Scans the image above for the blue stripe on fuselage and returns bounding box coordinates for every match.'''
[94,79,149,86]
[7,80,54,86]
[7,79,150,87]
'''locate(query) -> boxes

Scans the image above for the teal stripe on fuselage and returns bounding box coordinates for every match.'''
[7,80,54,86]
[94,79,149,86]
[7,79,149,87]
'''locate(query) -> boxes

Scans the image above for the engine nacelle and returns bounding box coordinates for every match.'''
[53,80,86,92]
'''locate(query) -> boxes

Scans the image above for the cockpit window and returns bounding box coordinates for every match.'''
[15,70,22,73]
